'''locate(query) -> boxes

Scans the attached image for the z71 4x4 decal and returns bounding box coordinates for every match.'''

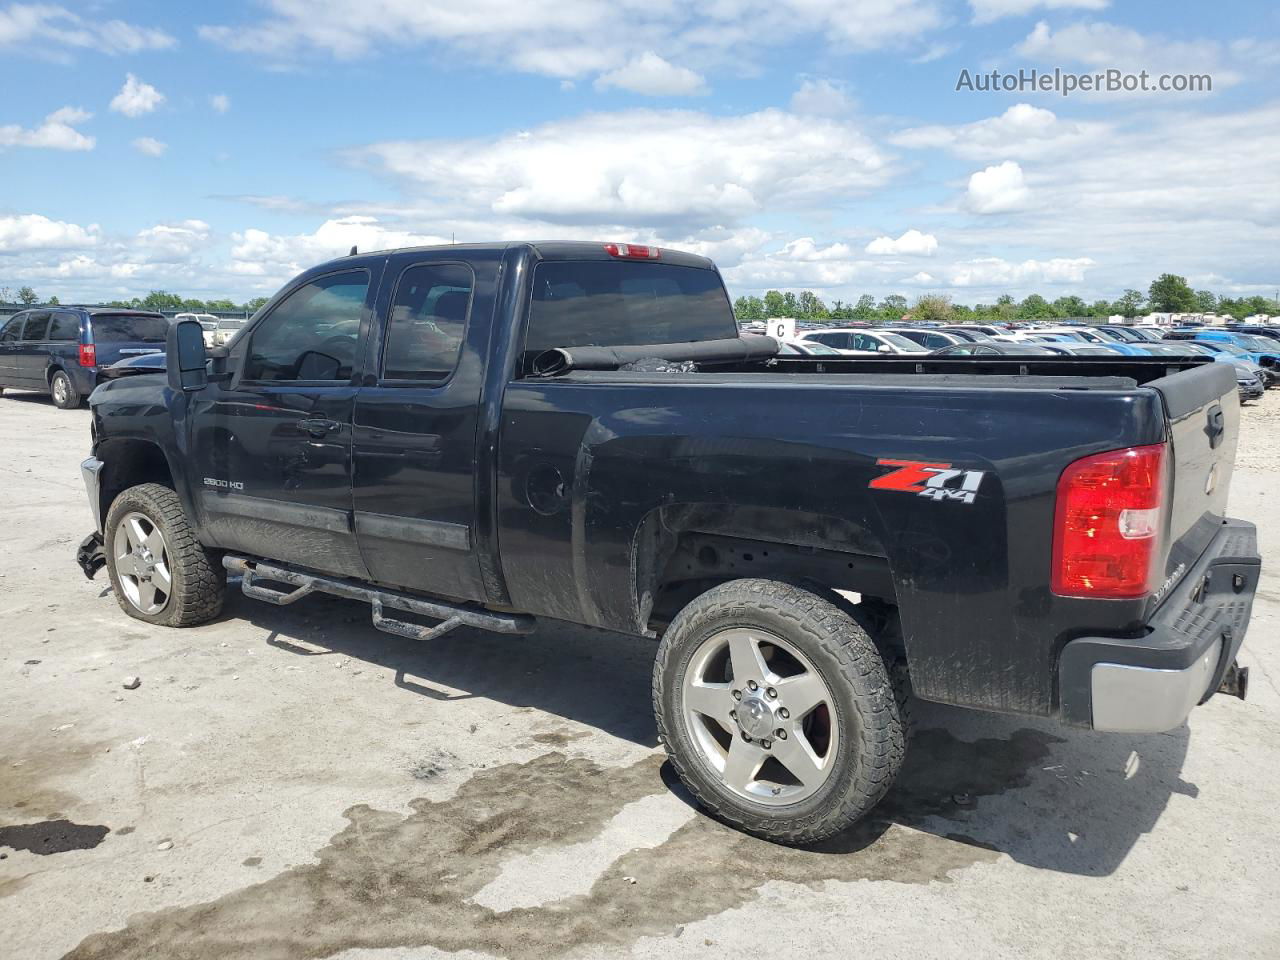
[870,459,986,504]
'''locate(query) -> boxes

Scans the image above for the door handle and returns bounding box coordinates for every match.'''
[298,417,340,438]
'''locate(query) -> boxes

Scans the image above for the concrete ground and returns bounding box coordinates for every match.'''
[2,386,1278,960]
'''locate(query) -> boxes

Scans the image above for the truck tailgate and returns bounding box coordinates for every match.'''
[1151,361,1240,597]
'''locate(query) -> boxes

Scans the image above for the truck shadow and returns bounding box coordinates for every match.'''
[224,588,1193,879]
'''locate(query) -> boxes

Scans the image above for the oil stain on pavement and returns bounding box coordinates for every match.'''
[0,820,110,857]
[63,727,1059,960]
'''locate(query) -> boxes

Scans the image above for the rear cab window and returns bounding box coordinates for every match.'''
[90,314,169,343]
[523,260,735,366]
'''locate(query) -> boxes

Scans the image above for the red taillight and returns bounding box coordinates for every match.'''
[604,242,661,260]
[78,344,96,367]
[1051,444,1167,599]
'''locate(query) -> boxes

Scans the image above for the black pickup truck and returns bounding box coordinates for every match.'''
[77,241,1259,843]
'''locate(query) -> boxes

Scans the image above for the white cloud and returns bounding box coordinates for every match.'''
[210,93,231,114]
[135,220,209,260]
[789,78,855,115]
[110,74,165,117]
[199,0,944,85]
[1016,20,1240,93]
[0,213,99,251]
[865,229,938,256]
[948,257,1094,286]
[966,160,1031,214]
[229,217,450,277]
[904,271,936,284]
[891,103,1104,162]
[595,52,706,96]
[358,108,893,231]
[0,106,94,151]
[0,4,175,55]
[132,136,167,157]
[970,0,1106,24]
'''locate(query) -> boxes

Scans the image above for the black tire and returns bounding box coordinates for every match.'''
[50,369,81,409]
[104,483,225,627]
[653,578,906,844]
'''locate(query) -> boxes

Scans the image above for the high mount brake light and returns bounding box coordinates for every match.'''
[603,243,661,260]
[1051,443,1168,599]
[78,344,96,367]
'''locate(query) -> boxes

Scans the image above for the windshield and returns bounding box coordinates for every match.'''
[797,340,841,355]
[879,333,928,352]
[1239,335,1280,353]
[1101,327,1141,342]
[90,314,169,342]
[1204,340,1250,357]
[525,260,735,354]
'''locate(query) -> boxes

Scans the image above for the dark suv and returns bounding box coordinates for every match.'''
[0,307,169,408]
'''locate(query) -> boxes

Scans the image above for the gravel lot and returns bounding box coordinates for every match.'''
[2,387,1278,960]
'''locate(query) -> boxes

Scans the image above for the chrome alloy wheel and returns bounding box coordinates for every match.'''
[113,512,173,614]
[681,627,839,805]
[52,375,69,405]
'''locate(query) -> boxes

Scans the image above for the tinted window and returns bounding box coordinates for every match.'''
[525,261,734,356]
[849,334,881,351]
[21,312,51,341]
[0,315,24,343]
[91,314,169,342]
[382,263,473,381]
[50,312,81,341]
[244,271,369,382]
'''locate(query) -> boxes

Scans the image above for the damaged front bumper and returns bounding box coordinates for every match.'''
[77,456,107,580]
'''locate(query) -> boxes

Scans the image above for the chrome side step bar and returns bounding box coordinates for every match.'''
[222,555,536,641]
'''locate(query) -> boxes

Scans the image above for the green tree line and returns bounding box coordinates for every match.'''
[733,274,1279,325]
[0,287,269,314]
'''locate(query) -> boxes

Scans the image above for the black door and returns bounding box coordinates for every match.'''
[190,266,381,579]
[351,251,498,602]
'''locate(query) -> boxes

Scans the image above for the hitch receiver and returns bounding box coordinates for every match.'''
[1217,660,1249,701]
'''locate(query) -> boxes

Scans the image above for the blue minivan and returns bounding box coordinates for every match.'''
[0,307,169,408]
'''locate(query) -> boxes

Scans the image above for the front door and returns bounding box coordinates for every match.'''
[15,311,51,386]
[351,251,497,602]
[0,314,26,385]
[190,266,381,580]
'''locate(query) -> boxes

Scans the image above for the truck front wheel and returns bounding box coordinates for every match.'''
[653,578,906,843]
[104,483,225,627]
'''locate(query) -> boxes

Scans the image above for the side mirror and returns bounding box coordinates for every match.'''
[167,319,208,393]
[878,343,893,353]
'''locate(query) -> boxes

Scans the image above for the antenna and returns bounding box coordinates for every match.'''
[349,245,357,256]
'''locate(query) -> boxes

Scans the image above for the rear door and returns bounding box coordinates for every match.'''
[48,310,84,374]
[351,250,497,602]
[190,266,381,580]
[87,313,169,366]
[14,311,51,386]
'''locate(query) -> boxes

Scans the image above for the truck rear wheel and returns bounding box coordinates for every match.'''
[104,483,225,627]
[653,578,906,844]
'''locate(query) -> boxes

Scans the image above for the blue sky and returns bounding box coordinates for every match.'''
[1,0,1278,305]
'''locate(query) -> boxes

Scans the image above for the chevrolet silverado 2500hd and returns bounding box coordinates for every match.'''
[76,242,1259,843]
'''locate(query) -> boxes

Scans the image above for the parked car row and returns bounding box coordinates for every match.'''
[792,321,1275,404]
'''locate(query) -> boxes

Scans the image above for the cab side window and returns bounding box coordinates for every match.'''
[381,263,473,382]
[244,271,369,382]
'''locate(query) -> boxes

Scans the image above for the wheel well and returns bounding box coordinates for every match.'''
[48,365,65,383]
[642,527,897,636]
[98,439,175,521]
